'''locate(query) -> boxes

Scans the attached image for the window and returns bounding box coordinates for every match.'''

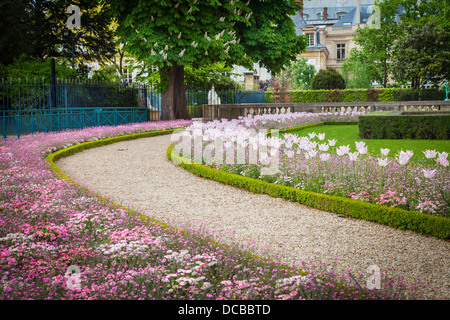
[122,67,133,83]
[336,12,347,19]
[307,33,315,46]
[303,14,309,20]
[337,44,346,62]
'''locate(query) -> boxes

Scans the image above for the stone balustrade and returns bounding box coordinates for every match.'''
[202,101,450,121]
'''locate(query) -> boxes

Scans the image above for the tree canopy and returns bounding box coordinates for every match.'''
[104,0,306,119]
[346,0,449,89]
[0,0,117,69]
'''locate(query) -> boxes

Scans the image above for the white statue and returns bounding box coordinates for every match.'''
[208,85,221,105]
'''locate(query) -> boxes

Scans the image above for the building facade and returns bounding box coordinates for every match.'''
[294,0,380,73]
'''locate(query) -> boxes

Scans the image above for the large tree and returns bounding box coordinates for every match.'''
[105,0,306,120]
[391,0,450,88]
[391,21,450,89]
[0,0,117,69]
[352,0,402,88]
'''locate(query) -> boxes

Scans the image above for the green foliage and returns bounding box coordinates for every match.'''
[265,88,444,103]
[351,0,450,88]
[106,0,306,81]
[184,62,238,91]
[91,64,121,82]
[0,0,117,68]
[352,0,403,88]
[0,55,77,81]
[310,68,346,90]
[359,114,450,140]
[281,57,316,90]
[391,21,450,89]
[341,48,377,89]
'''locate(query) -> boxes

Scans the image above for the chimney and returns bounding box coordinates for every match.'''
[356,0,361,25]
[323,7,328,21]
[297,0,303,17]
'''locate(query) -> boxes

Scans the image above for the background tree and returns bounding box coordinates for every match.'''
[351,0,402,88]
[310,68,346,90]
[391,0,450,88]
[284,57,316,90]
[0,55,77,80]
[341,48,377,88]
[0,0,34,65]
[105,0,306,120]
[391,21,450,89]
[0,0,117,72]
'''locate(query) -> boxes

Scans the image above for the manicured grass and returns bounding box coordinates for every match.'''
[287,124,450,159]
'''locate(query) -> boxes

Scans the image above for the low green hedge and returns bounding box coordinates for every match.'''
[359,113,450,139]
[265,88,445,103]
[167,126,450,240]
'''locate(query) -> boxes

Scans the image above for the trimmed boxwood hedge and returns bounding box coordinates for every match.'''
[265,88,445,103]
[359,113,450,140]
[167,123,450,240]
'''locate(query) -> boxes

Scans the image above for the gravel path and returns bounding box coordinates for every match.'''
[56,134,449,299]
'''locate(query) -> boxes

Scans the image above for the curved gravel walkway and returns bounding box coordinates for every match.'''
[56,134,449,299]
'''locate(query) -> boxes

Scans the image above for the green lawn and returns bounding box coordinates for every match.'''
[286,124,450,159]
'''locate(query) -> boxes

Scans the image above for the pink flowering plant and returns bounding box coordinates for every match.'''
[0,119,433,300]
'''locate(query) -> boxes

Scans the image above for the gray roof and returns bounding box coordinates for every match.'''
[295,5,386,28]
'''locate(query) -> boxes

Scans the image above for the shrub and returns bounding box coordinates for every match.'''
[311,68,346,90]
[359,113,450,140]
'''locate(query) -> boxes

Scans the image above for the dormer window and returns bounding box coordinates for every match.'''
[336,12,347,19]
[307,33,315,46]
[302,25,318,47]
[303,14,309,20]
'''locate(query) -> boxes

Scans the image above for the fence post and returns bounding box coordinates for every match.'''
[51,59,57,110]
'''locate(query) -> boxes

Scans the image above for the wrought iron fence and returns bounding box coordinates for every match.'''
[0,79,155,138]
[1,78,267,137]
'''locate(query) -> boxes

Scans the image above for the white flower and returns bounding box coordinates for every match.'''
[355,141,365,149]
[438,152,448,160]
[377,158,389,167]
[422,169,436,178]
[307,149,317,158]
[357,146,368,155]
[348,152,358,161]
[423,149,437,159]
[336,145,350,156]
[380,148,390,156]
[319,153,330,161]
[317,133,325,140]
[327,139,336,146]
[318,143,329,152]
[308,132,316,139]
[437,158,449,167]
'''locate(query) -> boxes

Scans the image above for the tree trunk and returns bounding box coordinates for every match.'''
[160,64,190,120]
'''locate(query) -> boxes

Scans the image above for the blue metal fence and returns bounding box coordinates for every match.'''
[1,79,267,137]
[1,79,152,138]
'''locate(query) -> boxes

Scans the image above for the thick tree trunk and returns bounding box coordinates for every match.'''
[159,64,190,120]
